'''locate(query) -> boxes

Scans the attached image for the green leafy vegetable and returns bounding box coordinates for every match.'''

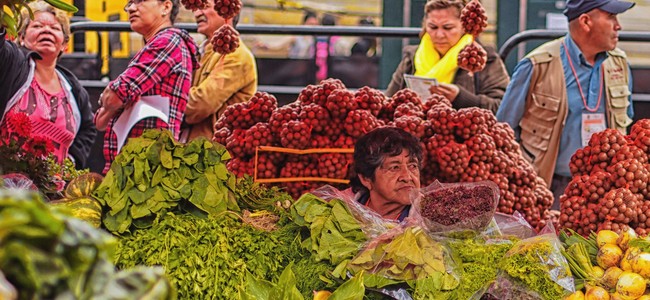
[0,189,174,300]
[93,129,237,234]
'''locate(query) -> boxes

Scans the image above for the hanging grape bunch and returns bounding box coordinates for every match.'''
[460,0,488,37]
[211,0,242,54]
[458,0,488,74]
[1,0,78,37]
[180,0,208,11]
[211,24,240,54]
[458,42,487,73]
[214,0,242,20]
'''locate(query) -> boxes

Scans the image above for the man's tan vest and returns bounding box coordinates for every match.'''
[519,38,632,186]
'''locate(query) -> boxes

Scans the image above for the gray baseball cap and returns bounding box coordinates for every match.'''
[564,0,635,21]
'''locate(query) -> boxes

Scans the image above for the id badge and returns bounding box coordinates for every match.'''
[581,113,606,147]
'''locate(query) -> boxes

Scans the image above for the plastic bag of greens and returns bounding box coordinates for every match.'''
[410,180,500,236]
[474,224,574,300]
[347,223,461,296]
[310,185,397,238]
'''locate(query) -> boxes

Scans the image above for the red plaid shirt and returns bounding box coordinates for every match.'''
[101,28,198,173]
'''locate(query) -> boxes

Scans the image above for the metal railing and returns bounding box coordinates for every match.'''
[70,21,422,37]
[69,22,423,95]
[498,29,650,61]
[69,22,650,101]
[498,29,650,103]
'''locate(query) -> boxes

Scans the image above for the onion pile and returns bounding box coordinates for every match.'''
[560,123,650,236]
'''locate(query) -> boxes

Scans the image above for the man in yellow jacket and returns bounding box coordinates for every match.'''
[182,0,257,141]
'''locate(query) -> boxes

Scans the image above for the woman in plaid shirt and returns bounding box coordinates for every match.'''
[95,0,199,174]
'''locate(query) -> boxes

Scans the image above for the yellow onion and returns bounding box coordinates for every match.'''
[592,266,605,278]
[630,252,650,279]
[636,295,650,300]
[617,229,637,252]
[601,267,624,290]
[620,247,641,272]
[598,230,620,248]
[598,244,624,269]
[585,286,610,300]
[566,290,586,300]
[616,271,646,300]
[313,290,332,300]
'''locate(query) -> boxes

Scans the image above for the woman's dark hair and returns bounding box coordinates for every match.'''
[169,0,180,24]
[303,10,317,24]
[321,13,336,26]
[349,127,423,194]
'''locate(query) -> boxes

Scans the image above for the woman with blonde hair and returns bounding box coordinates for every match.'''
[386,0,509,113]
[0,1,96,168]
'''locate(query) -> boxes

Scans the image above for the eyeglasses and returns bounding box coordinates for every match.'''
[123,0,158,11]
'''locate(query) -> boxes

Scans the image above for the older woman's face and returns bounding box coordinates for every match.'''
[22,11,67,58]
[361,150,421,208]
[424,7,463,56]
[125,0,170,36]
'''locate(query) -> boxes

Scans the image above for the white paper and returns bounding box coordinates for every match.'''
[112,95,170,152]
[404,74,438,99]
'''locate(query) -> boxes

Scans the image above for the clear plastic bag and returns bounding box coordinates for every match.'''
[476,224,574,300]
[1,173,38,191]
[310,185,397,238]
[347,224,461,292]
[482,211,537,240]
[410,180,500,235]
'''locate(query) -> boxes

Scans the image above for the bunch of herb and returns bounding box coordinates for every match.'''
[235,176,294,213]
[115,212,308,299]
[290,193,367,277]
[497,234,574,300]
[347,225,460,294]
[0,111,80,199]
[446,237,517,299]
[93,129,237,233]
[0,189,174,300]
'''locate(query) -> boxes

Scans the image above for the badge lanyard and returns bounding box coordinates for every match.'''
[562,41,603,113]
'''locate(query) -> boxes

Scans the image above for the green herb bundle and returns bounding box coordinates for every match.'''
[446,237,516,299]
[115,212,318,299]
[93,129,237,234]
[0,189,174,300]
[497,234,574,300]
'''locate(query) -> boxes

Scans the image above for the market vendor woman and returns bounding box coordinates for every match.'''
[349,127,423,221]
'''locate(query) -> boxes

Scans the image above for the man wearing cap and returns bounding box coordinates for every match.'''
[496,0,635,208]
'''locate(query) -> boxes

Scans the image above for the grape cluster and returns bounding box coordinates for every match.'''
[458,42,487,73]
[180,0,208,10]
[460,0,488,36]
[213,0,242,20]
[211,24,240,55]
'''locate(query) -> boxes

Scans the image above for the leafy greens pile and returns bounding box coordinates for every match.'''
[93,129,237,233]
[290,193,367,277]
[115,211,329,299]
[0,189,174,300]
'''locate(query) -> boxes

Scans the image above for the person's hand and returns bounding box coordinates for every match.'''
[98,87,123,112]
[428,83,460,101]
[94,87,123,131]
